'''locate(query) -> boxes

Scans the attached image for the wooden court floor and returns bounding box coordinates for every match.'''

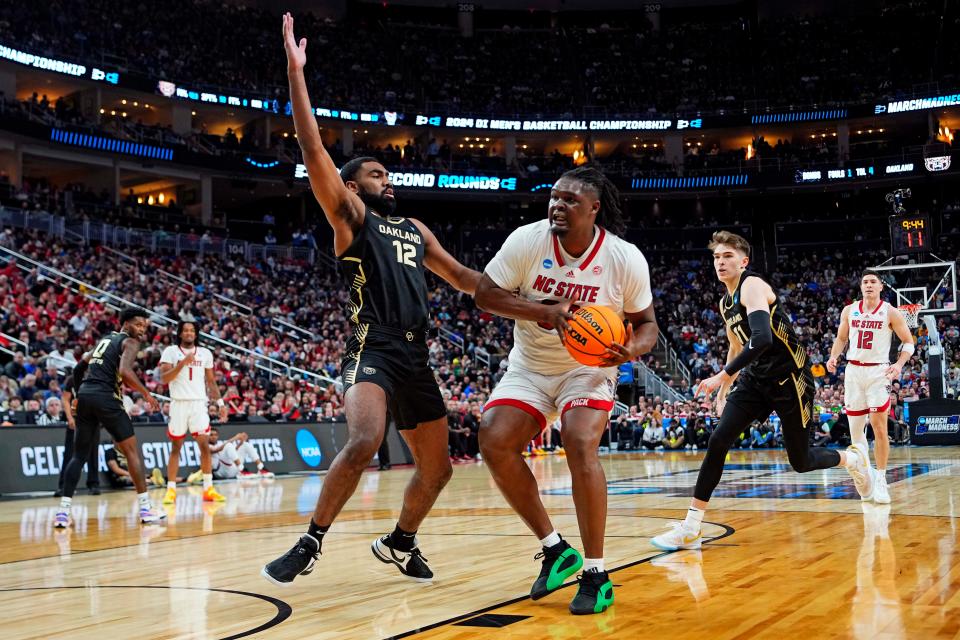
[2,447,960,639]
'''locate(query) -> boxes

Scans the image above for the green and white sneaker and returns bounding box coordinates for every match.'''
[569,570,614,615]
[530,539,583,600]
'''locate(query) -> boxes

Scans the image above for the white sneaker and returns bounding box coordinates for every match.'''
[651,522,702,551]
[872,469,891,504]
[845,443,875,501]
[140,506,168,525]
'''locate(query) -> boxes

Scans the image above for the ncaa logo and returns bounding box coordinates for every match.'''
[296,429,322,467]
[593,265,603,275]
[543,259,553,269]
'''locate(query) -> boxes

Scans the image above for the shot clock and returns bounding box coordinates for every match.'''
[889,214,933,255]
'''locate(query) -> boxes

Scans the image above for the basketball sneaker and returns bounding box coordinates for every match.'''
[371,534,433,582]
[258,468,275,479]
[139,507,168,524]
[262,535,320,586]
[53,510,71,529]
[569,570,614,615]
[150,468,166,487]
[651,522,702,551]
[530,539,583,600]
[872,469,891,504]
[844,443,875,501]
[240,470,256,478]
[162,487,177,505]
[186,470,203,485]
[202,486,226,502]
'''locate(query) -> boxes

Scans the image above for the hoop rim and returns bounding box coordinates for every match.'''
[898,303,923,312]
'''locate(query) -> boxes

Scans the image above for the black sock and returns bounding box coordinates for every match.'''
[389,524,417,552]
[307,520,329,549]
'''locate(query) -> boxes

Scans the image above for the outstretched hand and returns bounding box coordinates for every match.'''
[282,12,307,72]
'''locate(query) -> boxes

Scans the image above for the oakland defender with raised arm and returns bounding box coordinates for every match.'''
[651,231,874,551]
[262,13,481,587]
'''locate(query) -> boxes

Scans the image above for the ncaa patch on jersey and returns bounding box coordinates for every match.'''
[363,366,377,375]
[543,258,553,269]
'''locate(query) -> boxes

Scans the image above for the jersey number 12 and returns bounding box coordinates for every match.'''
[392,240,416,268]
[857,330,874,350]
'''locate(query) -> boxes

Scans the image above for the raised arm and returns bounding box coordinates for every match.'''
[410,219,481,295]
[283,13,364,255]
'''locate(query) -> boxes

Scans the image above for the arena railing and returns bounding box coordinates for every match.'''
[635,361,688,404]
[0,331,28,358]
[0,244,338,390]
[0,206,315,265]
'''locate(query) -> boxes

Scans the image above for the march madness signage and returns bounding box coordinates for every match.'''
[906,399,960,446]
[2,422,411,494]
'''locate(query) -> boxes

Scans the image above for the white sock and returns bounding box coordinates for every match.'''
[203,474,213,490]
[167,480,176,490]
[683,506,705,531]
[583,558,605,573]
[539,530,562,548]
[137,492,151,509]
[849,416,868,451]
[256,461,265,471]
[59,497,72,511]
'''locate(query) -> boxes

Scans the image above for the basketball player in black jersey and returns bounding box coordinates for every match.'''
[263,14,480,586]
[54,308,167,528]
[651,231,874,551]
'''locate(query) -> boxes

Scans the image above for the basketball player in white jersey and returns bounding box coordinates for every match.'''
[475,166,658,615]
[827,269,915,504]
[159,321,228,504]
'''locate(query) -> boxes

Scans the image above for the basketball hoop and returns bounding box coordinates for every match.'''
[899,304,923,329]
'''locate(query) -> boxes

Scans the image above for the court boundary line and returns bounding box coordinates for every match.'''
[382,520,736,640]
[0,585,292,640]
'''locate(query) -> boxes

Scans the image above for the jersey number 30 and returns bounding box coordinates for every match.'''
[392,240,416,267]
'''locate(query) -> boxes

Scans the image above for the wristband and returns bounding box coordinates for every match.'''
[899,343,915,355]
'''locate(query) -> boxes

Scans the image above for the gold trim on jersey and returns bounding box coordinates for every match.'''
[770,303,806,369]
[340,256,367,325]
[790,371,813,429]
[343,323,370,386]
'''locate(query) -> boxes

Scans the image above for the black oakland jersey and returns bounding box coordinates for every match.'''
[338,210,430,332]
[81,331,130,399]
[720,270,806,380]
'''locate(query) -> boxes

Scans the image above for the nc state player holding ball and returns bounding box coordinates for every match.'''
[475,166,658,615]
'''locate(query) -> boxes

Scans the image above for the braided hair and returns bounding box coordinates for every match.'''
[559,166,626,236]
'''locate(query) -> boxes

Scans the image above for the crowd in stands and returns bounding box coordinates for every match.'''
[2,1,952,117]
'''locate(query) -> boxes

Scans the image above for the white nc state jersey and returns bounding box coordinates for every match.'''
[846,300,893,364]
[159,345,214,400]
[485,220,653,375]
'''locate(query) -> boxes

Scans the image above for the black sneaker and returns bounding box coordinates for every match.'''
[530,539,583,600]
[371,534,433,582]
[261,534,320,587]
[569,570,614,615]
[88,486,101,495]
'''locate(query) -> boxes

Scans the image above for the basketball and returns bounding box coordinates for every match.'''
[562,305,626,367]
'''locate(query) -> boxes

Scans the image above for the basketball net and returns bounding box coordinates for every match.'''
[899,303,922,329]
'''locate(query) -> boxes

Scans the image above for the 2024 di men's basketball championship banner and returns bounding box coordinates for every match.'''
[2,422,412,494]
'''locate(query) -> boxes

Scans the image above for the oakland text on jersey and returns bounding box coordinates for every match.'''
[378,223,422,245]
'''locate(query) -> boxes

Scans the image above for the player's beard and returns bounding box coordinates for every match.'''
[358,188,397,216]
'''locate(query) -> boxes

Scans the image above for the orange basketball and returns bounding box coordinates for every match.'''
[562,305,626,367]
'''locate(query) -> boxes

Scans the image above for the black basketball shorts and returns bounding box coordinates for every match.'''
[76,391,136,442]
[725,367,816,434]
[340,325,446,430]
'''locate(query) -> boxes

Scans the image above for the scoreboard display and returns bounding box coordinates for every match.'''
[889,214,933,255]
